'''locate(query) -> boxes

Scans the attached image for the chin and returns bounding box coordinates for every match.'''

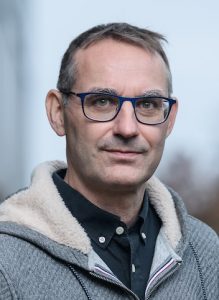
[108,165,154,183]
[103,173,149,191]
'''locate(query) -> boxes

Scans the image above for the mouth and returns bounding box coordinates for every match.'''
[105,149,142,153]
[103,149,144,160]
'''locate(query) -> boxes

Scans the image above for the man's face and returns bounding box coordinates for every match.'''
[63,39,177,192]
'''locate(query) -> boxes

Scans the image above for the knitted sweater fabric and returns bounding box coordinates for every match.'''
[0,161,218,300]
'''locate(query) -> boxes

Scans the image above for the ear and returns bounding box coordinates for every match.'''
[166,97,178,137]
[45,89,66,136]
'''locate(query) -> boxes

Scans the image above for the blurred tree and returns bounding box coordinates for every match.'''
[196,177,219,233]
[160,152,219,234]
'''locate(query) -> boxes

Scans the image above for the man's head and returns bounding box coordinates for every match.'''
[46,23,178,196]
[57,23,173,101]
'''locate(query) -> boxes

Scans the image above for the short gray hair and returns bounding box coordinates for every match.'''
[57,23,172,102]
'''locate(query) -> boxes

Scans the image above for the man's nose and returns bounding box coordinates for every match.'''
[112,101,139,138]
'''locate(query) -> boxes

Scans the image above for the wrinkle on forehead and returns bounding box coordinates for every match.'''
[82,87,166,98]
[74,39,169,96]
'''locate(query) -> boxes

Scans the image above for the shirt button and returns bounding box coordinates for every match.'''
[116,226,125,235]
[132,264,136,273]
[141,232,147,239]
[99,236,106,244]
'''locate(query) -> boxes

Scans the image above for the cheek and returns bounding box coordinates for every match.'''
[141,125,167,149]
[64,112,83,154]
[64,113,108,156]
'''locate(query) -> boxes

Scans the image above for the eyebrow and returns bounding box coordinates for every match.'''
[87,87,118,94]
[86,87,166,97]
[137,89,166,97]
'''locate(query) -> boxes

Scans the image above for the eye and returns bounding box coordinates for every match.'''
[94,98,111,106]
[85,94,118,108]
[140,101,154,109]
[136,98,162,110]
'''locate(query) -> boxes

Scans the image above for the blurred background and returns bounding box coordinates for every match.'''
[0,0,218,233]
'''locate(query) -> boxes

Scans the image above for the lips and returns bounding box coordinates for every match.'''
[103,148,144,161]
[104,149,142,154]
[98,140,148,159]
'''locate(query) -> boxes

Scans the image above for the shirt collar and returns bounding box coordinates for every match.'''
[53,169,149,248]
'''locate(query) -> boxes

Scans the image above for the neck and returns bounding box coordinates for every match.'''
[89,189,145,227]
[64,170,146,227]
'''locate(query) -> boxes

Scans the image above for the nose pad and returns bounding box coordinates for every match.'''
[113,101,138,138]
[117,100,136,120]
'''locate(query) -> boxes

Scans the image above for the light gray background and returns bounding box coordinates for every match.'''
[1,0,219,199]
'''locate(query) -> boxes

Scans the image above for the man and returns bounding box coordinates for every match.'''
[0,23,218,300]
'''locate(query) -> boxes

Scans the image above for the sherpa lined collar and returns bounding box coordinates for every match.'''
[0,161,182,254]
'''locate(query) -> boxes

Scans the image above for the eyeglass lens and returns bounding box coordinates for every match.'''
[83,94,170,124]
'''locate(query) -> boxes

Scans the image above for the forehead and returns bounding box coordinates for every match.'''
[74,39,168,95]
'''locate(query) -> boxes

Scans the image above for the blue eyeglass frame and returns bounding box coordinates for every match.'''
[59,89,176,125]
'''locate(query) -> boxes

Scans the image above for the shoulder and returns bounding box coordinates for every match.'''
[184,216,219,298]
[167,185,218,249]
[0,270,15,299]
[187,215,218,245]
[0,229,33,265]
[185,215,219,269]
[0,245,18,299]
[0,223,48,267]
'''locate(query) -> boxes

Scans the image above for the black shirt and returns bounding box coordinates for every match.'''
[53,169,161,300]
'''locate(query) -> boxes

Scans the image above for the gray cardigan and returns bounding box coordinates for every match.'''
[0,161,218,299]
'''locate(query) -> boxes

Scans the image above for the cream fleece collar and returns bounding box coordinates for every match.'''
[0,161,181,254]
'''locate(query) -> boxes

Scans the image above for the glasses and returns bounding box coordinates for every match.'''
[60,90,176,125]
